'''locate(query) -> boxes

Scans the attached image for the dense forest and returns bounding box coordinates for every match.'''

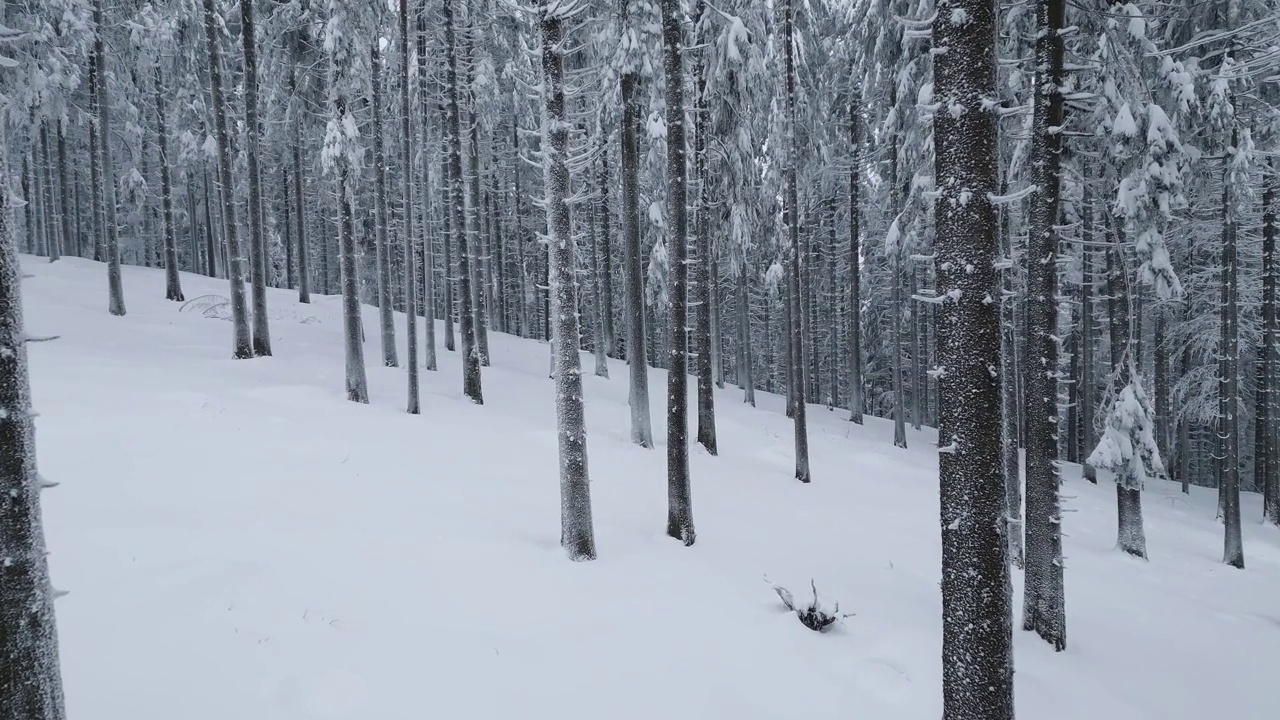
[2,0,1278,718]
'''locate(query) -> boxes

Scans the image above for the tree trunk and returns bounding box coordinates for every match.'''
[203,0,251,356]
[1219,144,1243,568]
[783,0,810,483]
[372,40,398,368]
[290,39,311,304]
[660,0,694,543]
[539,0,596,560]
[1080,176,1097,482]
[401,0,421,412]
[0,121,68,720]
[692,7,717,455]
[154,72,184,302]
[240,0,271,355]
[1263,155,1279,526]
[848,91,863,423]
[597,143,616,356]
[55,124,73,260]
[416,7,437,370]
[1021,0,1066,652]
[91,5,125,317]
[620,6,653,448]
[444,0,482,402]
[933,0,1015,714]
[998,166,1022,571]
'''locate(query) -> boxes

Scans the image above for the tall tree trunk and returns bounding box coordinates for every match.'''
[589,166,609,378]
[933,0,1015,714]
[783,0,810,483]
[416,6,437,370]
[154,72,184,302]
[445,0,482,402]
[1108,224,1146,558]
[1021,0,1067,651]
[539,0,596,561]
[848,91,863,423]
[372,40,398,368]
[889,130,906,448]
[399,0,420,412]
[1219,141,1243,568]
[0,121,68,720]
[39,124,60,262]
[55,124,73,260]
[466,35,490,368]
[621,3,653,448]
[660,0,694,543]
[597,143,616,356]
[692,5,717,455]
[998,166,1022,570]
[202,165,217,278]
[512,104,530,339]
[1080,175,1097,482]
[203,0,251,356]
[91,6,125,316]
[290,38,311,304]
[1263,155,1279,526]
[240,0,271,355]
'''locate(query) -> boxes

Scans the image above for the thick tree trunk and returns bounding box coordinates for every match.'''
[202,0,252,356]
[539,0,596,560]
[240,0,271,355]
[444,0,482,402]
[933,0,1015,714]
[0,124,68,720]
[154,74,184,302]
[1021,0,1067,652]
[660,0,694,543]
[91,5,125,317]
[620,14,653,449]
[371,41,398,368]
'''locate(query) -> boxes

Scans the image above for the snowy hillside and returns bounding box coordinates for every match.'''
[23,257,1280,719]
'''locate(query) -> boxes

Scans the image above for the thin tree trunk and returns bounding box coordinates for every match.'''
[783,0,810,483]
[660,0,695,543]
[416,7,437,369]
[56,124,73,261]
[1220,141,1243,568]
[848,91,863,423]
[202,165,217,279]
[444,0,482,402]
[933,0,1015,713]
[154,72,184,302]
[91,7,125,316]
[290,40,311,303]
[597,142,616,356]
[401,0,420,413]
[202,0,251,356]
[372,40,398,368]
[1263,155,1279,525]
[692,6,716,455]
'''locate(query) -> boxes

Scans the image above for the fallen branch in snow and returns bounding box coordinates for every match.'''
[765,577,854,633]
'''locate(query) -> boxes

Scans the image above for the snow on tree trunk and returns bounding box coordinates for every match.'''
[1263,155,1279,527]
[93,1,125,317]
[322,0,370,403]
[444,0,482,403]
[782,0,809,483]
[888,130,906,449]
[290,35,311,304]
[620,1,653,449]
[415,9,437,371]
[154,72,184,302]
[241,0,272,357]
[56,125,73,260]
[1020,0,1066,652]
[401,0,420,413]
[538,0,596,561]
[1218,135,1243,569]
[848,91,862,423]
[932,0,1015,716]
[202,0,252,357]
[596,143,616,357]
[692,7,716,456]
[0,115,68,720]
[660,0,694,544]
[588,166,609,379]
[371,39,398,369]
[998,169,1022,570]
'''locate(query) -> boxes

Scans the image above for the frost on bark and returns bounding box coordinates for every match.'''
[1218,134,1243,569]
[692,5,716,455]
[323,0,370,404]
[0,119,68,720]
[620,0,652,449]
[783,0,809,483]
[444,0,482,403]
[539,0,596,561]
[1021,0,1066,652]
[154,71,184,302]
[289,32,311,304]
[401,0,420,413]
[1263,156,1279,527]
[932,0,1015,717]
[93,0,125,317]
[998,172,1022,570]
[660,0,694,545]
[241,0,272,356]
[371,39,398,369]
[202,0,252,358]
[463,11,490,369]
[848,90,863,424]
[416,7,437,371]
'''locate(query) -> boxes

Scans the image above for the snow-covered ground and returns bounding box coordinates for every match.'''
[22,256,1280,719]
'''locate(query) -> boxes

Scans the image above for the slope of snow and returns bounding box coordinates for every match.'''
[22,256,1280,719]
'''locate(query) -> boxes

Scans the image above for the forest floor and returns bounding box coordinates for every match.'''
[23,255,1280,719]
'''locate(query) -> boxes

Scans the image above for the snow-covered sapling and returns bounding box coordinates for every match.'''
[767,577,853,633]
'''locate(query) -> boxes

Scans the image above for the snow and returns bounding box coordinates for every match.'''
[22,257,1280,720]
